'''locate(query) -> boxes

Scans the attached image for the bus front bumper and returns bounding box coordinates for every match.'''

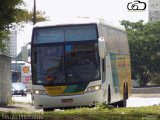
[34,90,102,109]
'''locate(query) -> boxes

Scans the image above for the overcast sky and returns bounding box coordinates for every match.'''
[17,0,148,54]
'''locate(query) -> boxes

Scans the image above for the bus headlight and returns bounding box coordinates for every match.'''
[33,89,48,95]
[86,85,101,92]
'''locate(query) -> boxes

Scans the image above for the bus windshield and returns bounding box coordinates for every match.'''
[32,24,101,85]
[34,43,100,85]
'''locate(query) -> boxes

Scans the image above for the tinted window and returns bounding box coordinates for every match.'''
[33,25,97,44]
[33,43,100,85]
[34,29,64,43]
[35,46,65,84]
[66,44,100,83]
[65,26,97,41]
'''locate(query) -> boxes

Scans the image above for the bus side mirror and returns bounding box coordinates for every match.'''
[98,37,106,59]
[22,45,29,63]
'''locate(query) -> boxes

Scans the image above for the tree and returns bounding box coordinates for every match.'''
[15,9,48,24]
[121,20,160,86]
[0,0,48,53]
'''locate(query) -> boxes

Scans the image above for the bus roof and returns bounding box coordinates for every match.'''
[34,17,125,31]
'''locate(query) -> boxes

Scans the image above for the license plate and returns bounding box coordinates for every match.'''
[61,99,73,103]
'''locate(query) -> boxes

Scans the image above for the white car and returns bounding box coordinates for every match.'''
[12,83,27,96]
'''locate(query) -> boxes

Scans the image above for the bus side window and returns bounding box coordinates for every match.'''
[34,51,37,64]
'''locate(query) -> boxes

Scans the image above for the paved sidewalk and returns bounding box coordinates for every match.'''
[0,103,42,113]
[132,94,160,98]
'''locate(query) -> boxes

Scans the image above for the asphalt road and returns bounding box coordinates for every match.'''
[12,93,160,108]
[0,94,159,117]
[12,94,32,103]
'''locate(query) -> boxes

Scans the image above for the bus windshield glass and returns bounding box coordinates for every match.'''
[34,43,100,85]
[32,24,100,85]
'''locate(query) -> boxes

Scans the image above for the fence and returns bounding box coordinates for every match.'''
[0,55,11,106]
[132,87,160,94]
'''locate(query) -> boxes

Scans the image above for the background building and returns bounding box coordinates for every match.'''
[0,55,11,106]
[11,61,25,82]
[9,31,17,58]
[149,0,160,22]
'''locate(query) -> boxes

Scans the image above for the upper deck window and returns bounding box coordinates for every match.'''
[33,25,97,44]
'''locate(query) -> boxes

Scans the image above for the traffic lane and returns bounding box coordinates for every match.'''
[12,94,160,107]
[12,93,32,103]
[127,97,160,107]
[1,97,160,113]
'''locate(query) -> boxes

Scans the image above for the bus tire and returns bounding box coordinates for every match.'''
[107,86,111,104]
[43,108,55,112]
[118,85,127,107]
[126,83,128,99]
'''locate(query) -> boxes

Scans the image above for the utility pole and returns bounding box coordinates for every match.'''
[33,0,36,25]
[31,0,36,106]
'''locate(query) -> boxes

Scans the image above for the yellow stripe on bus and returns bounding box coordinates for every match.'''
[45,86,67,96]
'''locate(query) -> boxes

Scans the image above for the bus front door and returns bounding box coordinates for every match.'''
[101,53,113,104]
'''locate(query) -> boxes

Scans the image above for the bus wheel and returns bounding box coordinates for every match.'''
[126,84,128,99]
[118,87,127,107]
[43,108,55,112]
[107,87,111,104]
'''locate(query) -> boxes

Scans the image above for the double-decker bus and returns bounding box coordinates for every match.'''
[30,18,131,111]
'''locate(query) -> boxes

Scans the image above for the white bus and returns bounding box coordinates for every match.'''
[30,18,131,111]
